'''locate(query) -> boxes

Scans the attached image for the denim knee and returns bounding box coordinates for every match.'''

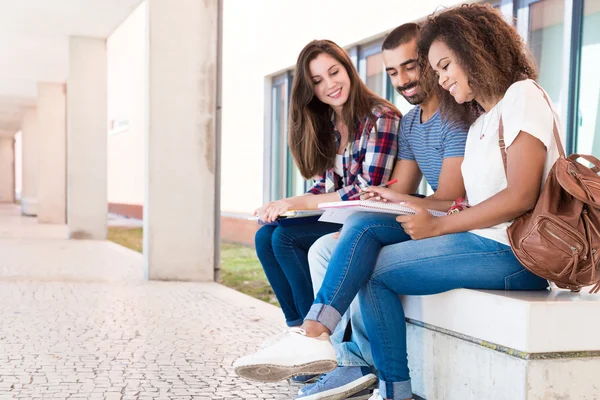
[255,223,274,245]
[270,226,296,248]
[254,225,275,264]
[343,212,378,231]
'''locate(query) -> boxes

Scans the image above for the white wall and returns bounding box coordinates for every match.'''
[221,0,464,214]
[0,137,14,203]
[106,1,147,206]
[14,131,21,200]
[105,0,465,215]
[37,82,66,224]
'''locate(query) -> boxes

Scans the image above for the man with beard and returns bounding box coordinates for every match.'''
[296,23,468,400]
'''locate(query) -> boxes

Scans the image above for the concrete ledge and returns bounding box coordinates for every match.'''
[403,289,600,399]
[403,288,600,353]
[407,321,600,400]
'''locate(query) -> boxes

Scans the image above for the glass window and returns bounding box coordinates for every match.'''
[522,0,566,116]
[286,150,306,197]
[269,73,307,201]
[365,52,385,95]
[574,0,600,157]
[270,76,287,201]
[492,0,515,24]
[358,42,387,98]
[285,77,307,197]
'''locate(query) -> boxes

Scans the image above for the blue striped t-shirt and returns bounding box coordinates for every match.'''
[398,106,467,191]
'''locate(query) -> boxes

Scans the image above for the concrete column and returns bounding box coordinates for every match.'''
[67,37,107,240]
[37,83,66,224]
[21,108,38,215]
[0,137,15,203]
[144,0,218,281]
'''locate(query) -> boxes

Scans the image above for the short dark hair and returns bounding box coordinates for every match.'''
[382,23,420,51]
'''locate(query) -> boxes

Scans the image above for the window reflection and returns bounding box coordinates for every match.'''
[528,0,565,116]
[575,0,600,157]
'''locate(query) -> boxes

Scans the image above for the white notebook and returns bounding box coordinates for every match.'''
[318,200,446,224]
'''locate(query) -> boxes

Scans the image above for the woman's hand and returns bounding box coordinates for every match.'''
[396,203,444,240]
[255,199,294,223]
[362,186,409,203]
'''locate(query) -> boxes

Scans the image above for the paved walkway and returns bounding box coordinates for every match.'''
[0,205,297,399]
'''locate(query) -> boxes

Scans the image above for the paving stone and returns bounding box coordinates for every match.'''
[0,205,300,399]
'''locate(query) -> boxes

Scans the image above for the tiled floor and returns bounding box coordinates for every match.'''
[0,205,298,399]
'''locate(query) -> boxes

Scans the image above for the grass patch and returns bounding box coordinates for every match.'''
[108,227,143,253]
[219,243,279,307]
[106,227,277,306]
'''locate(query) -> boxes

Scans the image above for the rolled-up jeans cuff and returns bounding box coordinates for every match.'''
[380,379,412,400]
[305,303,342,333]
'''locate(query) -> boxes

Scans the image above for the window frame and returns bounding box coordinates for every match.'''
[264,1,589,205]
[357,39,389,98]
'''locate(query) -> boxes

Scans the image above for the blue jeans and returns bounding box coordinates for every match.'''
[306,212,411,333]
[255,222,341,327]
[359,232,549,400]
[308,233,374,368]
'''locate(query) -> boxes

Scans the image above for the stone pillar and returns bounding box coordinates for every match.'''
[0,137,15,203]
[144,0,218,281]
[37,83,66,224]
[21,108,38,215]
[67,37,108,240]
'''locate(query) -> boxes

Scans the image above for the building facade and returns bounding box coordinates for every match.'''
[105,0,600,244]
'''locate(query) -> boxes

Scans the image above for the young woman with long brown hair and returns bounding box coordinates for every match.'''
[253,40,400,346]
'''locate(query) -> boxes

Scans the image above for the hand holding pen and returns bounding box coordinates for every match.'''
[348,178,398,200]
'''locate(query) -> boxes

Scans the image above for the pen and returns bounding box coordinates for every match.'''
[348,178,398,200]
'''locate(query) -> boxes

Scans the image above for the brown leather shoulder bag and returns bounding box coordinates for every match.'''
[499,81,600,292]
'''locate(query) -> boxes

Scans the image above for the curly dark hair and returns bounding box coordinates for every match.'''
[418,3,538,125]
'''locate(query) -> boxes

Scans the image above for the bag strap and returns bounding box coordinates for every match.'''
[498,80,566,174]
[568,153,600,174]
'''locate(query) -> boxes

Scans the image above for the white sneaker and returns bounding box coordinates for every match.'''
[369,389,383,400]
[233,327,338,382]
[260,328,290,349]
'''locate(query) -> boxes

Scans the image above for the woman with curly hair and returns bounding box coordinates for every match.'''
[355,4,563,399]
[237,4,565,400]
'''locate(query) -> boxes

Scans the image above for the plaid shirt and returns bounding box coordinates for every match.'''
[307,105,400,200]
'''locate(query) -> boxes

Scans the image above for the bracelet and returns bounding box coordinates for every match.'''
[447,197,470,215]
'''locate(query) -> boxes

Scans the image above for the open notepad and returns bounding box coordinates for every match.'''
[248,210,325,226]
[318,200,446,224]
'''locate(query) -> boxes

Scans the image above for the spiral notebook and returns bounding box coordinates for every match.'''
[317,200,446,224]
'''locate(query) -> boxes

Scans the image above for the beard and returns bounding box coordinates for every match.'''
[396,81,427,105]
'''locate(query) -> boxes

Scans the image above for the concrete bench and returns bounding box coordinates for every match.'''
[402,288,600,400]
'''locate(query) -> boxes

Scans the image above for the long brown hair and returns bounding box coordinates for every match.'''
[418,4,538,125]
[288,40,399,179]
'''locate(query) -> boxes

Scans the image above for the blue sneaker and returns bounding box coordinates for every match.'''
[290,374,321,385]
[296,366,377,400]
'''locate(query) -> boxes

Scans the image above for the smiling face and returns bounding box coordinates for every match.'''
[383,38,427,105]
[428,39,473,104]
[309,53,351,113]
